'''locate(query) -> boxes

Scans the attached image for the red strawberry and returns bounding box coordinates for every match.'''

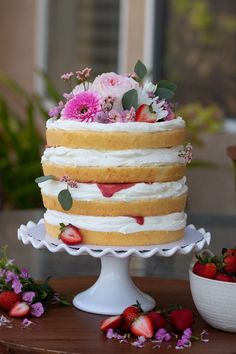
[122,303,141,328]
[202,262,217,279]
[215,273,234,282]
[147,311,166,331]
[100,315,122,332]
[130,314,154,338]
[9,301,30,318]
[192,261,205,276]
[97,183,135,198]
[59,223,82,245]
[136,104,156,123]
[223,255,236,273]
[169,309,194,331]
[0,291,22,311]
[222,247,236,256]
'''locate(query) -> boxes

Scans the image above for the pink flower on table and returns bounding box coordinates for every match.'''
[92,72,139,110]
[155,328,171,342]
[31,302,44,317]
[61,91,102,122]
[12,278,23,294]
[22,318,33,328]
[20,268,30,279]
[61,72,74,80]
[22,291,35,304]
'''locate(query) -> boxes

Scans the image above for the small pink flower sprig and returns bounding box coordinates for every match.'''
[0,246,69,320]
[48,67,92,119]
[179,143,193,164]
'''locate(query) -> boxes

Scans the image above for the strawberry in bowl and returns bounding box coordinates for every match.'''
[189,247,236,333]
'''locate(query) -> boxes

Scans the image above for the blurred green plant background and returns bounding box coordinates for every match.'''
[0,74,223,209]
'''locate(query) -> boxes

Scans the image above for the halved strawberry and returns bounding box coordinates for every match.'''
[9,301,30,318]
[130,314,154,338]
[96,183,135,198]
[135,104,156,123]
[122,302,142,328]
[100,315,122,332]
[130,216,144,225]
[59,223,82,245]
[147,311,166,331]
[0,291,22,311]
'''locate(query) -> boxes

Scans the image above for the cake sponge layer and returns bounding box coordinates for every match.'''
[42,163,186,183]
[41,193,187,216]
[45,222,184,246]
[46,128,185,150]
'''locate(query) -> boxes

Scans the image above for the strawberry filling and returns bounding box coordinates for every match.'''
[96,183,135,197]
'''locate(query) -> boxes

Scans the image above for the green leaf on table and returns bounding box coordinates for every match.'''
[35,175,54,183]
[58,189,72,211]
[122,89,138,110]
[134,60,147,81]
[155,80,177,101]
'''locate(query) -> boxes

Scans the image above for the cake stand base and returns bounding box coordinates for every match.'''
[73,256,155,315]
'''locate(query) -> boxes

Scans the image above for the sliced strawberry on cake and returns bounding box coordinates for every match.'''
[59,223,82,245]
[135,104,156,122]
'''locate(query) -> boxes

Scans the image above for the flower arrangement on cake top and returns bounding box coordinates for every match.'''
[48,60,177,124]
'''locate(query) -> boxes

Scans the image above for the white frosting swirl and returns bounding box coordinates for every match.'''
[39,178,187,201]
[46,116,185,133]
[41,146,185,167]
[44,210,186,233]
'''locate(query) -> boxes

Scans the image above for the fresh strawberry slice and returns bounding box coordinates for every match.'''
[130,314,154,338]
[130,216,144,225]
[169,309,194,331]
[122,302,142,328]
[135,104,156,123]
[0,291,22,311]
[97,183,135,198]
[147,311,166,330]
[9,301,30,318]
[100,315,122,332]
[215,273,234,282]
[59,223,82,245]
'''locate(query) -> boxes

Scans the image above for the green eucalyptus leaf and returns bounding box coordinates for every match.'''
[35,175,54,183]
[134,60,147,81]
[156,80,177,101]
[122,89,138,110]
[58,189,72,211]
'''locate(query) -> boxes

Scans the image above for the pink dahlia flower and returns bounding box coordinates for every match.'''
[61,91,102,122]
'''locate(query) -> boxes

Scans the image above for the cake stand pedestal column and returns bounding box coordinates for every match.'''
[73,256,155,315]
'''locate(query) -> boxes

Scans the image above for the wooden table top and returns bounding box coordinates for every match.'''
[0,277,235,354]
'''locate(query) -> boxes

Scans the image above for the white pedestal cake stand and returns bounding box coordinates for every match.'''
[17,219,210,315]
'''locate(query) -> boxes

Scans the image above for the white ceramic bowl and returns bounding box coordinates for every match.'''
[189,266,236,333]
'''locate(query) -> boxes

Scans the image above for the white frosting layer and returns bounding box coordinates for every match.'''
[46,116,185,133]
[39,178,187,201]
[44,210,186,233]
[42,146,185,167]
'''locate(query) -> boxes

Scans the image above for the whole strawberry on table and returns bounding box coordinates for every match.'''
[192,247,236,281]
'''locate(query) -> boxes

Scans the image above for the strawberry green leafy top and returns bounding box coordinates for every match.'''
[48,60,177,124]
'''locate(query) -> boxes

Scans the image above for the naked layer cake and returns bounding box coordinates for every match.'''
[36,61,192,246]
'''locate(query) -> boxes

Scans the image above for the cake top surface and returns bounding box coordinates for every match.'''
[48,60,184,127]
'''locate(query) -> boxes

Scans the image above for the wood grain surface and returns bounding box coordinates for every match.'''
[0,277,235,354]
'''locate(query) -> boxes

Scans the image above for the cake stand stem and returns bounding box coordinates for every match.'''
[73,255,156,315]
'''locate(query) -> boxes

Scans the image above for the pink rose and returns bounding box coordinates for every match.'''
[92,72,138,110]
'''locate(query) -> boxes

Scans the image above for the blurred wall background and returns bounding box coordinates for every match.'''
[0,0,235,213]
